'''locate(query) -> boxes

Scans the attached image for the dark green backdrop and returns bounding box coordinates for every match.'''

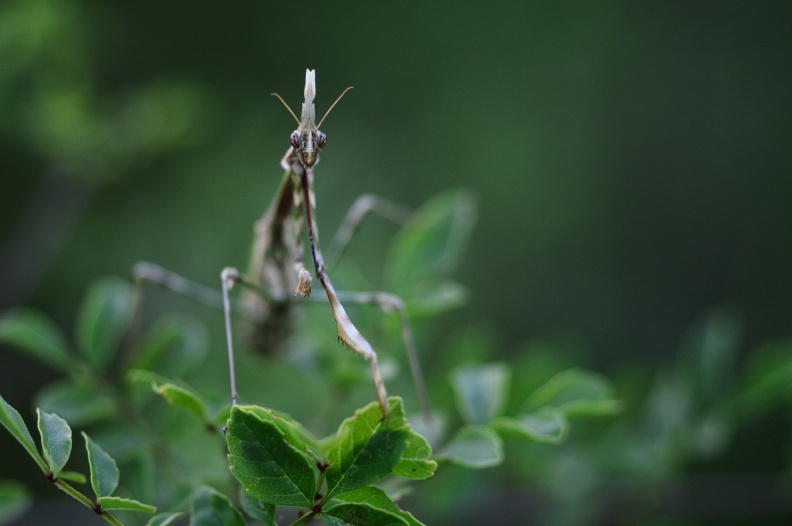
[1,1,791,524]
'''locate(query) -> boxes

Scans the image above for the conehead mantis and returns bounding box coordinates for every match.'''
[134,69,429,420]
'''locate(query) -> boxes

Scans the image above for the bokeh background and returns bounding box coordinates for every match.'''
[2,1,791,525]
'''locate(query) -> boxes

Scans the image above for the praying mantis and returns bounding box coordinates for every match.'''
[134,69,428,420]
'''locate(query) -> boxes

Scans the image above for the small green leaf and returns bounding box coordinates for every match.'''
[323,516,353,526]
[153,383,207,421]
[386,190,477,289]
[36,410,72,478]
[563,397,622,417]
[239,486,276,526]
[99,496,156,513]
[391,430,437,480]
[0,394,47,471]
[0,309,73,371]
[83,432,119,499]
[490,407,568,444]
[323,501,408,526]
[190,486,245,526]
[226,406,315,507]
[146,512,185,526]
[0,480,32,525]
[451,363,511,425]
[524,368,622,417]
[328,486,423,526]
[400,279,469,318]
[126,369,162,386]
[438,425,503,469]
[76,277,135,371]
[58,471,87,484]
[35,380,115,426]
[325,398,409,499]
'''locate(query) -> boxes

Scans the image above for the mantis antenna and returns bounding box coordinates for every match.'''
[271,93,300,126]
[317,86,354,129]
[271,86,354,129]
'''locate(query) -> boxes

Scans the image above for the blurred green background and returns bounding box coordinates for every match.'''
[2,1,791,525]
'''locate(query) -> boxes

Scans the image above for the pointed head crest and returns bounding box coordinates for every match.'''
[301,69,317,128]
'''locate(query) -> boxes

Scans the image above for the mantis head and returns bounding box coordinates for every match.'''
[272,69,353,169]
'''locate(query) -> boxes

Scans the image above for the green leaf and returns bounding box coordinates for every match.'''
[153,383,207,421]
[36,410,72,478]
[35,380,115,426]
[99,496,156,513]
[323,501,408,526]
[126,368,161,384]
[226,406,316,507]
[239,486,276,526]
[76,277,135,371]
[236,406,322,460]
[490,407,568,444]
[0,394,47,471]
[400,279,469,318]
[133,315,209,376]
[438,425,503,469]
[391,430,437,480]
[524,368,622,417]
[328,486,423,526]
[450,363,511,425]
[325,398,409,499]
[58,471,87,484]
[0,309,73,371]
[190,486,245,526]
[0,480,32,525]
[385,190,477,289]
[146,513,185,526]
[83,432,119,498]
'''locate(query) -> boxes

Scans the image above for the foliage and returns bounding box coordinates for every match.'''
[0,191,620,525]
[473,310,792,526]
[1,393,154,525]
[8,194,788,525]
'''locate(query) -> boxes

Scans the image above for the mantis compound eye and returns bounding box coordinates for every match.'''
[316,131,327,149]
[290,131,300,149]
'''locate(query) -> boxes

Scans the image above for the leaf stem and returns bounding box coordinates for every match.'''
[314,469,326,502]
[51,479,123,526]
[98,510,124,526]
[51,478,94,508]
